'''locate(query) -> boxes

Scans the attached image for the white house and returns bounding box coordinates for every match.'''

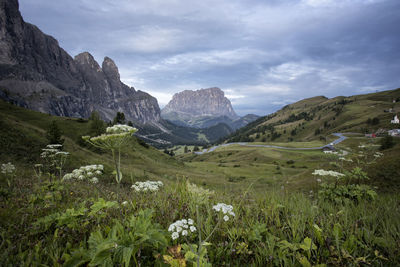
[391,115,399,124]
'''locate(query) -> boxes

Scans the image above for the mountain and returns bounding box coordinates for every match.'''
[230,114,260,130]
[222,88,400,143]
[161,87,259,130]
[0,0,160,124]
[161,87,238,127]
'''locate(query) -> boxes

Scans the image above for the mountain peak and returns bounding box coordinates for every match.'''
[164,87,238,119]
[74,52,101,72]
[102,56,120,80]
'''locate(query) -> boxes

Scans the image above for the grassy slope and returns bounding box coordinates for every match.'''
[224,88,400,143]
[0,100,224,186]
[1,100,400,265]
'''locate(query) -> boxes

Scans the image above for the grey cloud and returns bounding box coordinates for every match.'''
[19,0,400,116]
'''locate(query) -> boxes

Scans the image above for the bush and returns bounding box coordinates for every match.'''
[319,183,377,205]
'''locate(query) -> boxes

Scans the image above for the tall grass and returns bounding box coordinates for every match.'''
[1,171,399,266]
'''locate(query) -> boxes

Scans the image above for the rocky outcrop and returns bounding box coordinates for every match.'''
[162,87,238,119]
[0,0,160,123]
[161,87,241,128]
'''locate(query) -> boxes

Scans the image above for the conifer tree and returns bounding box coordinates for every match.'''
[46,120,64,145]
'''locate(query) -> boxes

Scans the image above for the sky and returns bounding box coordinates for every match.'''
[19,0,400,116]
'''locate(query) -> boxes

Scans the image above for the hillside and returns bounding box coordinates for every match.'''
[0,99,228,184]
[222,88,400,143]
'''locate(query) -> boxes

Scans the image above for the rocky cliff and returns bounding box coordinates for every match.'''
[162,87,238,119]
[0,0,160,123]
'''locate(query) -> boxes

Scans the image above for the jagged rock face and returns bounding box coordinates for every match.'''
[0,0,160,124]
[162,87,238,119]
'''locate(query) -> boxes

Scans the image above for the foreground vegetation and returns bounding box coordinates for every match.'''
[1,162,399,266]
[1,99,400,266]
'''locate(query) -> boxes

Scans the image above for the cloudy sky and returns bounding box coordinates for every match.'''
[19,0,400,116]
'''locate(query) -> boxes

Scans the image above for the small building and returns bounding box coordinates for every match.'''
[322,144,336,151]
[388,129,400,137]
[365,133,376,138]
[391,115,399,124]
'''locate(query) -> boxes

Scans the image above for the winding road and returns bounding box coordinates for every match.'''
[195,133,347,155]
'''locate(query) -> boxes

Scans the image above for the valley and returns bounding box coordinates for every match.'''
[1,0,400,265]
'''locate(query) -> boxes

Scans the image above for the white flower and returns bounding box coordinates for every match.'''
[62,164,104,183]
[122,201,128,206]
[171,232,179,240]
[213,203,235,221]
[188,219,194,225]
[131,180,163,192]
[106,124,137,134]
[316,178,322,183]
[312,169,344,178]
[1,162,15,174]
[168,218,196,240]
[223,215,229,222]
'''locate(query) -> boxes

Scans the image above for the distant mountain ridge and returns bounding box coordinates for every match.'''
[161,87,259,129]
[0,0,160,124]
[221,88,400,143]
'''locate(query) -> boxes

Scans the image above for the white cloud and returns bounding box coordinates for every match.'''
[144,91,173,107]
[150,48,270,71]
[108,26,184,53]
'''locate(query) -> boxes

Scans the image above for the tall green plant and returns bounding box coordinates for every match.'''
[82,125,137,185]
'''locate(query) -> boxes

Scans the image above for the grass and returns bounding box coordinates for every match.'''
[1,99,400,266]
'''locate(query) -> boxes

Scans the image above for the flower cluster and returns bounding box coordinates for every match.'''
[168,218,196,240]
[40,144,69,158]
[339,157,353,162]
[62,164,103,184]
[1,162,15,174]
[106,124,137,134]
[374,152,384,158]
[131,180,163,192]
[212,203,235,221]
[312,169,344,178]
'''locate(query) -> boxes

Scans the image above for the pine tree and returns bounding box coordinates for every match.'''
[89,111,106,136]
[46,120,64,145]
[113,112,126,125]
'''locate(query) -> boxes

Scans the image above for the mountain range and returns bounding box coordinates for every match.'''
[0,0,257,147]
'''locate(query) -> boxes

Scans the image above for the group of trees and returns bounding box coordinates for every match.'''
[46,111,131,146]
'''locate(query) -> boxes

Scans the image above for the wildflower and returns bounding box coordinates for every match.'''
[1,162,15,174]
[312,169,344,178]
[213,203,235,221]
[62,164,103,183]
[168,218,196,240]
[316,178,322,183]
[172,232,179,240]
[122,201,128,206]
[106,124,137,134]
[131,180,163,192]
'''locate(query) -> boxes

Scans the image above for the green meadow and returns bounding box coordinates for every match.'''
[1,99,400,266]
